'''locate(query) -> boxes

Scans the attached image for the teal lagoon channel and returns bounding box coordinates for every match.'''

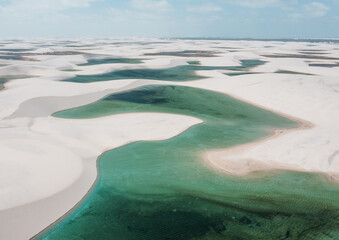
[38,85,339,240]
[78,58,145,66]
[63,59,265,83]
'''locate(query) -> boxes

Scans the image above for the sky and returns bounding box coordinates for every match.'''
[0,0,338,38]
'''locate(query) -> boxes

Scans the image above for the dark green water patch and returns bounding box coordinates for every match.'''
[55,40,79,44]
[0,75,35,90]
[39,51,84,56]
[39,182,339,240]
[275,70,313,75]
[63,59,266,83]
[144,50,219,57]
[240,59,265,68]
[0,48,34,52]
[309,63,339,68]
[63,65,205,82]
[53,85,278,124]
[187,61,200,65]
[40,85,339,239]
[224,72,260,76]
[78,58,144,66]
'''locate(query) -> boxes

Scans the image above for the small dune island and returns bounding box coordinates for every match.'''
[0,39,339,239]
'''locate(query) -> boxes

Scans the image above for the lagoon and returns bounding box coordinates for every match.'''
[37,85,339,240]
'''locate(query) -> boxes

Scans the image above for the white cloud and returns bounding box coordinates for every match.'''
[304,2,329,17]
[285,1,329,21]
[129,0,171,11]
[0,0,97,18]
[0,0,96,12]
[223,0,283,8]
[187,3,222,13]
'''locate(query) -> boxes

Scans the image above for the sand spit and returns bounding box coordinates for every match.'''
[182,71,339,178]
[204,120,315,178]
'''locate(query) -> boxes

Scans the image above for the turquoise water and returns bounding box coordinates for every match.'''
[275,70,313,75]
[0,78,6,90]
[224,72,260,76]
[61,69,81,72]
[187,61,201,65]
[37,85,339,239]
[145,50,218,57]
[78,58,144,66]
[63,60,265,83]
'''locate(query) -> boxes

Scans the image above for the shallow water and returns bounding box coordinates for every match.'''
[0,55,27,61]
[224,72,260,76]
[0,75,34,90]
[187,61,200,65]
[275,70,313,75]
[78,58,144,66]
[0,78,6,90]
[144,50,218,57]
[63,59,265,83]
[37,85,339,239]
[0,48,34,52]
[61,69,81,72]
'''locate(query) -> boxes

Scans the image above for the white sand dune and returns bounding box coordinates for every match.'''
[182,72,339,178]
[0,39,338,239]
[0,113,202,211]
[0,113,201,240]
[0,72,201,240]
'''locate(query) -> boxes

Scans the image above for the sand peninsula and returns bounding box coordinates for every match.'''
[0,38,338,239]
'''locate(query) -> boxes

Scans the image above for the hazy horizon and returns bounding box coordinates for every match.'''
[0,0,338,38]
